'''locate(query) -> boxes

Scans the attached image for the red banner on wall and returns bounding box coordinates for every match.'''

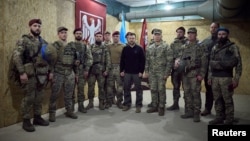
[75,0,106,44]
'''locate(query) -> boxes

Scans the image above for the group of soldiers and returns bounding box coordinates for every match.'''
[10,19,242,132]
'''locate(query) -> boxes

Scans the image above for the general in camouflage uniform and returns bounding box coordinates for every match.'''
[200,22,220,116]
[208,27,242,125]
[49,27,79,122]
[69,28,93,113]
[167,27,187,111]
[176,27,208,122]
[11,19,50,132]
[86,32,111,110]
[145,29,173,116]
[106,31,125,109]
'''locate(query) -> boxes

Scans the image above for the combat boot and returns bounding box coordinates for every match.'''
[193,114,201,122]
[99,99,105,110]
[181,112,193,119]
[166,102,179,111]
[33,115,49,126]
[86,99,94,110]
[116,101,123,109]
[72,99,75,112]
[49,113,56,122]
[158,107,165,116]
[146,107,158,113]
[105,99,112,109]
[65,110,78,119]
[147,102,153,108]
[22,119,35,132]
[78,102,87,113]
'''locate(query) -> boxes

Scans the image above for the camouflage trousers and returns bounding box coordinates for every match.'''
[182,76,202,114]
[87,71,107,100]
[22,77,45,119]
[49,71,75,113]
[171,70,182,100]
[74,68,86,103]
[106,64,123,102]
[149,72,167,108]
[212,77,234,121]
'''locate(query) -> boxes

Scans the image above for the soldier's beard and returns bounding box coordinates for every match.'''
[75,36,82,41]
[30,29,40,37]
[95,41,102,45]
[218,37,228,44]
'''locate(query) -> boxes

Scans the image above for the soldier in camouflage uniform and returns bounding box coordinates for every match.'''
[69,28,93,113]
[144,29,173,116]
[86,32,111,110]
[208,27,242,125]
[176,27,208,122]
[106,31,125,109]
[200,22,220,116]
[167,27,187,111]
[12,19,51,132]
[49,27,79,122]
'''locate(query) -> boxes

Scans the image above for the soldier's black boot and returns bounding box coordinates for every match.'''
[147,102,153,108]
[86,99,94,110]
[166,101,179,111]
[33,115,49,126]
[116,100,123,109]
[23,119,35,132]
[99,99,105,110]
[49,113,56,122]
[158,107,165,116]
[147,107,158,113]
[105,99,112,109]
[181,110,194,119]
[78,102,87,113]
[193,114,201,122]
[65,110,78,119]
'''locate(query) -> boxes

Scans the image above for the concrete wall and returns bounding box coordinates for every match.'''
[0,0,249,128]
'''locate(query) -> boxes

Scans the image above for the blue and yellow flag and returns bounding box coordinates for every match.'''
[120,12,126,44]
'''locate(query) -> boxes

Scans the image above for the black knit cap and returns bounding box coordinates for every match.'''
[73,28,82,34]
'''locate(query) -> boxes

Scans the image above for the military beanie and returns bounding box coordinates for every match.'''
[29,19,42,26]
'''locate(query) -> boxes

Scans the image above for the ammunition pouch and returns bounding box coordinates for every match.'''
[62,54,74,66]
[24,63,35,76]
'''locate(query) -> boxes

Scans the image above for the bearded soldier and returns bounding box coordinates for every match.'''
[69,28,93,113]
[12,19,52,132]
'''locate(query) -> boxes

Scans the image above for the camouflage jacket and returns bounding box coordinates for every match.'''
[67,41,93,72]
[89,43,111,73]
[208,40,242,82]
[178,40,208,78]
[170,37,187,59]
[12,34,49,75]
[145,41,173,76]
[53,40,79,75]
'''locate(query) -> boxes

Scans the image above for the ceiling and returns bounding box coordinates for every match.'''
[116,0,206,7]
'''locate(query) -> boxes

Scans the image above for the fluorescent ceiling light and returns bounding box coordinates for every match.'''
[165,5,173,10]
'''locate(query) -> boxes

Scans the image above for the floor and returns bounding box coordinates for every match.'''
[0,90,250,141]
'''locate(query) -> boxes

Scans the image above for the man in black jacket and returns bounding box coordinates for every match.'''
[120,32,145,113]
